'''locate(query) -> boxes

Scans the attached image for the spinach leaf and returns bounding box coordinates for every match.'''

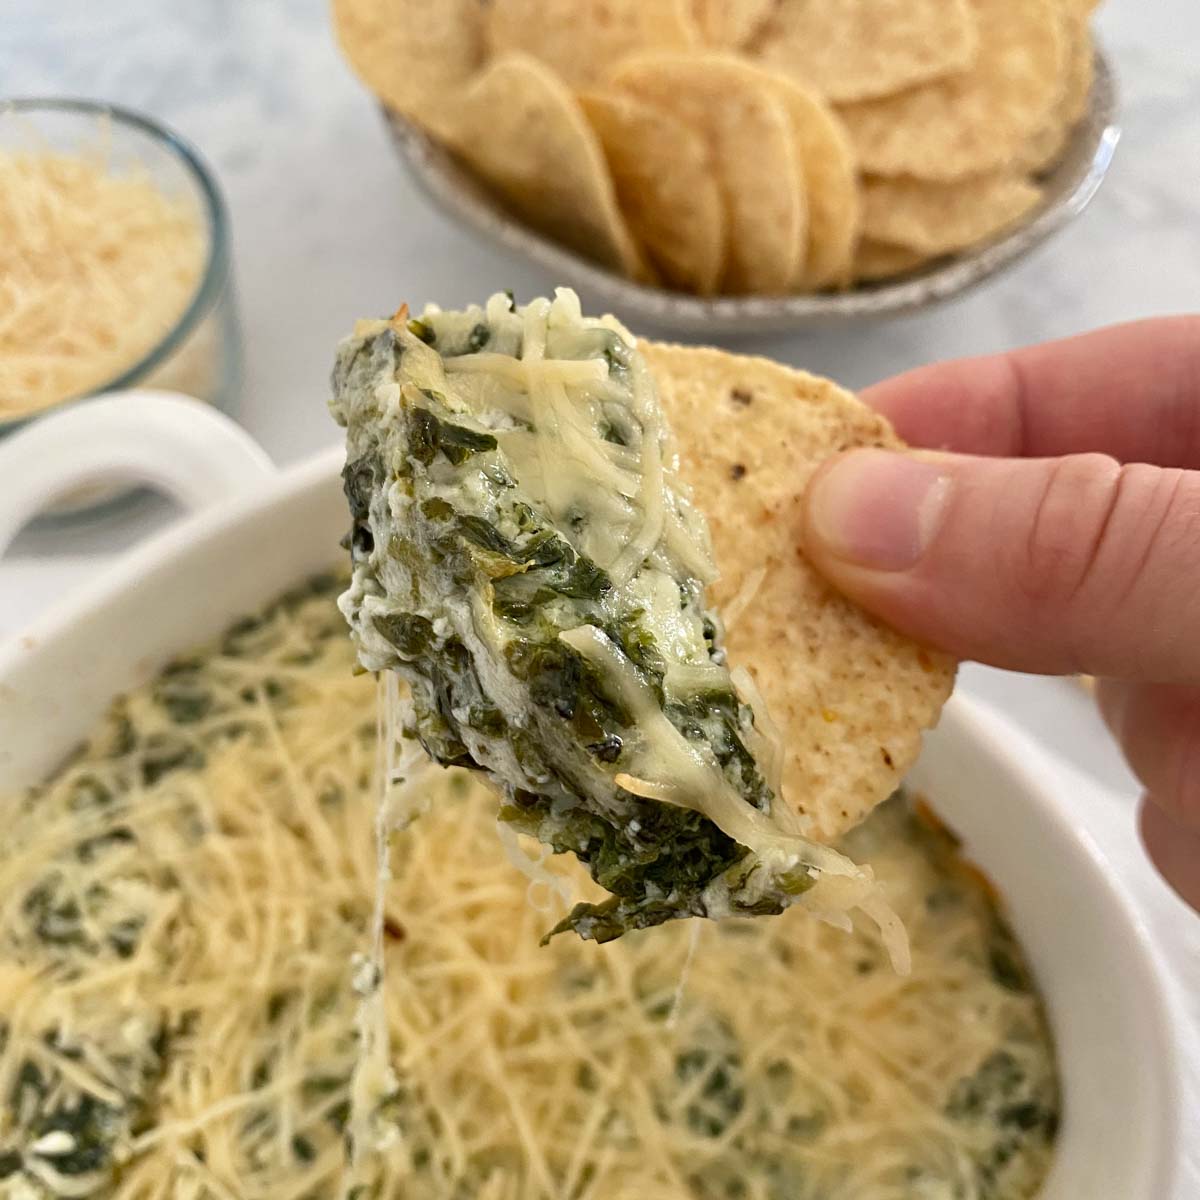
[409,406,497,467]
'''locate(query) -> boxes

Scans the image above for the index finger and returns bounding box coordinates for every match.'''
[863,316,1200,468]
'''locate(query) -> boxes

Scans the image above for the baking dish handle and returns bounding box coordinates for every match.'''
[0,390,276,553]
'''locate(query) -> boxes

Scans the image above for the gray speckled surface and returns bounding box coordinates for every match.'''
[1,3,1198,1185]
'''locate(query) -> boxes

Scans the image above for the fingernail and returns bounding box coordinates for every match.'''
[806,450,951,571]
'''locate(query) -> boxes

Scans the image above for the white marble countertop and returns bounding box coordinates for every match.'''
[2,0,1197,1190]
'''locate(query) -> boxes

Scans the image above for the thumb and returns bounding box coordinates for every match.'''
[801,449,1200,682]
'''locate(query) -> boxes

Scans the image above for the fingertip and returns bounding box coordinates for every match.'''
[802,449,952,574]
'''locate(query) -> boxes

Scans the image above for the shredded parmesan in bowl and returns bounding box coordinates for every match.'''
[0,99,237,428]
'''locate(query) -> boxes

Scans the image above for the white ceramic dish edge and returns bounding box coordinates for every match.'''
[0,394,1184,1198]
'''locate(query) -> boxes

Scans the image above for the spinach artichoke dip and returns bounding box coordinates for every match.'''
[0,578,1058,1199]
[331,289,899,948]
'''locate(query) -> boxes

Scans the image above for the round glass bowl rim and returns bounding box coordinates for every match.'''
[0,96,231,434]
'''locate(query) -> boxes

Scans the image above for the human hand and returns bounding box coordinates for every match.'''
[800,317,1200,911]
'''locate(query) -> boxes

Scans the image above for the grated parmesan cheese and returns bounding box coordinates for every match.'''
[0,578,1059,1199]
[0,139,205,417]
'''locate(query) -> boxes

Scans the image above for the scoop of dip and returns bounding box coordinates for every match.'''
[331,289,897,949]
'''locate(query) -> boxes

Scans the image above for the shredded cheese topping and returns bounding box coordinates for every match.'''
[0,579,1058,1200]
[0,132,205,417]
[434,291,717,588]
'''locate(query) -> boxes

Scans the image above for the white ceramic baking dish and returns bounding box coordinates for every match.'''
[0,394,1184,1198]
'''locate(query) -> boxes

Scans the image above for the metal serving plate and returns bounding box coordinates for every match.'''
[385,48,1119,336]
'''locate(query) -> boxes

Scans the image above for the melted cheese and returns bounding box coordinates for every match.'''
[436,289,715,586]
[345,676,404,1177]
[0,135,205,417]
[607,353,669,588]
[728,664,787,821]
[0,582,1058,1199]
[718,565,768,633]
[558,622,907,967]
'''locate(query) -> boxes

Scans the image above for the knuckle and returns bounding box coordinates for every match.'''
[1015,453,1122,613]
[1099,465,1195,612]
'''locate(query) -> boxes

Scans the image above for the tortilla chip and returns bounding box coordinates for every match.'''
[443,55,651,281]
[692,0,775,48]
[485,0,699,88]
[1019,19,1095,173]
[610,53,805,294]
[838,0,1068,181]
[331,0,485,138]
[758,72,861,290]
[752,0,979,104]
[862,173,1042,255]
[644,342,955,840]
[578,90,725,295]
[853,239,932,283]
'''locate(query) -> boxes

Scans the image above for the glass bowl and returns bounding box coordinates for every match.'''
[0,98,241,513]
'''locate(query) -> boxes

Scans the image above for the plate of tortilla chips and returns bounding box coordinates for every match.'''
[334,0,1119,332]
